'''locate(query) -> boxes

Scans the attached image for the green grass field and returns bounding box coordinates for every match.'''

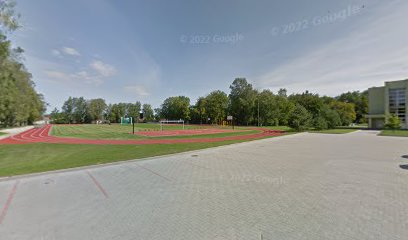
[0,141,249,177]
[0,124,292,177]
[309,129,357,134]
[336,124,368,129]
[0,132,6,136]
[51,123,198,139]
[379,129,408,137]
[50,124,263,140]
[259,126,294,131]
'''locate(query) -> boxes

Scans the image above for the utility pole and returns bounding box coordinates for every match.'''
[257,94,260,127]
[132,117,135,134]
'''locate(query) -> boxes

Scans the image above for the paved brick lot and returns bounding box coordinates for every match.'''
[1,131,408,239]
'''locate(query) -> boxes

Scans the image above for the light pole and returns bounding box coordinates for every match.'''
[257,92,260,127]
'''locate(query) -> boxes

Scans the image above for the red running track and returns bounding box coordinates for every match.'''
[0,125,284,145]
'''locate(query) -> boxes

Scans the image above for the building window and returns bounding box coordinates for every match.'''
[389,88,406,122]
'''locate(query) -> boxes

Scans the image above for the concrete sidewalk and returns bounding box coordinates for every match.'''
[0,126,34,140]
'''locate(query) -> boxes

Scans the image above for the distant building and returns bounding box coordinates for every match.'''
[367,79,408,129]
[34,115,50,125]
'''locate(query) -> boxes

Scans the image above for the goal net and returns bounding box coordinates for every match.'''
[159,119,185,131]
[120,117,133,125]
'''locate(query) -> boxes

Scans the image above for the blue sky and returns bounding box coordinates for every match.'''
[9,0,408,111]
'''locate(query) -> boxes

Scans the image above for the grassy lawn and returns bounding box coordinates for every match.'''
[0,134,289,177]
[51,124,261,140]
[155,130,259,139]
[336,124,368,129]
[309,129,357,134]
[258,126,294,131]
[0,124,294,177]
[379,129,408,137]
[0,132,6,136]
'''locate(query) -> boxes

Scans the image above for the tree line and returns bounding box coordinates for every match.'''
[0,1,46,128]
[50,98,154,124]
[156,78,367,131]
[53,78,368,131]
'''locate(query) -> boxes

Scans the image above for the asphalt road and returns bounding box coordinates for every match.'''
[1,131,408,240]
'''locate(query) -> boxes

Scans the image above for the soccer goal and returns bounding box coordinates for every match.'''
[159,119,185,131]
[120,117,133,125]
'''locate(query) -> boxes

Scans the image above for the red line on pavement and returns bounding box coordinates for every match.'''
[0,180,19,225]
[135,164,172,182]
[86,171,109,198]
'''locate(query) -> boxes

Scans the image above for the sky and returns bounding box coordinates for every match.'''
[8,0,408,111]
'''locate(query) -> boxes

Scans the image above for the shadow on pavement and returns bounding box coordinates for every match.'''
[399,164,408,170]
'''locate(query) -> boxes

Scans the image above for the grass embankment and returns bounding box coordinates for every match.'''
[379,129,408,137]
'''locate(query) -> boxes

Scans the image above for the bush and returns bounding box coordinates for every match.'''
[313,116,328,130]
[385,114,401,130]
[288,104,312,131]
[321,106,341,129]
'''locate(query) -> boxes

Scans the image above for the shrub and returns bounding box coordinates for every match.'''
[385,114,401,130]
[321,106,341,129]
[288,104,312,131]
[314,116,328,130]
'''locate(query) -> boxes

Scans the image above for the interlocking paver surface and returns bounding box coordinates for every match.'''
[1,131,408,239]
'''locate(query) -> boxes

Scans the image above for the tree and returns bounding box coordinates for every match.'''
[192,97,207,124]
[154,108,162,121]
[141,104,154,122]
[288,104,312,131]
[313,116,328,130]
[228,78,257,125]
[257,89,276,126]
[336,91,368,123]
[321,105,341,129]
[126,102,141,121]
[0,1,45,127]
[104,104,115,123]
[385,114,401,130]
[72,97,89,123]
[289,91,324,118]
[88,98,107,121]
[0,0,20,33]
[61,97,75,123]
[205,90,228,124]
[109,103,127,123]
[330,101,356,126]
[50,108,67,124]
[160,96,190,120]
[0,38,45,127]
[278,88,287,98]
[60,97,91,123]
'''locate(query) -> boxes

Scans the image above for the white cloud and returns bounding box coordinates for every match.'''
[62,47,81,56]
[254,1,408,96]
[90,60,117,77]
[123,85,150,97]
[44,70,69,80]
[51,47,81,57]
[51,49,61,57]
[44,70,103,86]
